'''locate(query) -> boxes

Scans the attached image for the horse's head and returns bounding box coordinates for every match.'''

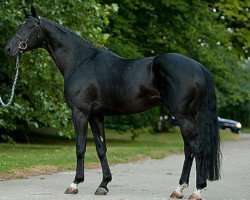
[5,6,44,58]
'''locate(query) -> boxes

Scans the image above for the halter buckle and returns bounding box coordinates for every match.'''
[18,41,27,50]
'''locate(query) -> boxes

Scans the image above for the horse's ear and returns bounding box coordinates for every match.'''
[31,5,37,18]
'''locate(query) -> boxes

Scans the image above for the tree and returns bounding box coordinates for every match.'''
[213,0,250,59]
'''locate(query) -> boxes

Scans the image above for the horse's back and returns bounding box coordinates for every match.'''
[152,53,206,117]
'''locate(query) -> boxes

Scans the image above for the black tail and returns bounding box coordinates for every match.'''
[198,67,221,181]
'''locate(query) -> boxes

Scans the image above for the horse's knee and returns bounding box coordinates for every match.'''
[76,150,85,158]
[76,141,87,158]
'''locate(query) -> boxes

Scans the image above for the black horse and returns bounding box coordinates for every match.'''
[5,7,220,200]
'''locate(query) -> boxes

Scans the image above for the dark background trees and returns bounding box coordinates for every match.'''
[0,0,249,137]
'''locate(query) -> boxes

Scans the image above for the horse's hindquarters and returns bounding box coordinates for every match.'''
[152,53,206,118]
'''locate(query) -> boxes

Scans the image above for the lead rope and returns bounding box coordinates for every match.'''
[0,56,19,107]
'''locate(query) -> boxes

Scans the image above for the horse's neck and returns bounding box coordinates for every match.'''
[40,18,97,78]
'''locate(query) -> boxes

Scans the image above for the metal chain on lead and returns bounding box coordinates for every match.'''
[0,56,19,107]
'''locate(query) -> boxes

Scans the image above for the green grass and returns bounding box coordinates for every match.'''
[241,127,250,133]
[0,128,240,179]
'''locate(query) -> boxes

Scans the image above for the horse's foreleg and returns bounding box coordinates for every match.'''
[65,107,88,194]
[89,115,112,195]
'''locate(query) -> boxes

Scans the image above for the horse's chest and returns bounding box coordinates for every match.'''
[64,81,100,112]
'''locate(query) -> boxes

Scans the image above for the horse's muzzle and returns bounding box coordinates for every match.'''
[5,44,20,58]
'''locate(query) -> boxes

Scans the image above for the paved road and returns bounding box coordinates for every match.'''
[0,134,250,200]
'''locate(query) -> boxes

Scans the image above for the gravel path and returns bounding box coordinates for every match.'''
[0,134,250,200]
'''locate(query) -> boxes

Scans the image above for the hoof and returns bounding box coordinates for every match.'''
[65,186,78,194]
[170,191,183,199]
[94,187,108,195]
[188,193,202,200]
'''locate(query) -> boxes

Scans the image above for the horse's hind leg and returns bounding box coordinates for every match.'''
[179,139,194,186]
[171,118,207,200]
[153,54,215,199]
[170,119,195,199]
[89,115,112,195]
[188,140,207,200]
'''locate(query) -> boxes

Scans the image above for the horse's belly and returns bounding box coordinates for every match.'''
[101,89,161,115]
[102,101,159,115]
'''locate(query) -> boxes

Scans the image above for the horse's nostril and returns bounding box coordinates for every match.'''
[5,45,13,57]
[5,46,11,52]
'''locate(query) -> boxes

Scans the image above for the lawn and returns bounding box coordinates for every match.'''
[0,128,240,179]
[241,127,250,133]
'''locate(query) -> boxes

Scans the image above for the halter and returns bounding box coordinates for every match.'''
[14,17,43,53]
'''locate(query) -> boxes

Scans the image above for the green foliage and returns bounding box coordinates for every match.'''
[0,134,15,144]
[214,0,250,58]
